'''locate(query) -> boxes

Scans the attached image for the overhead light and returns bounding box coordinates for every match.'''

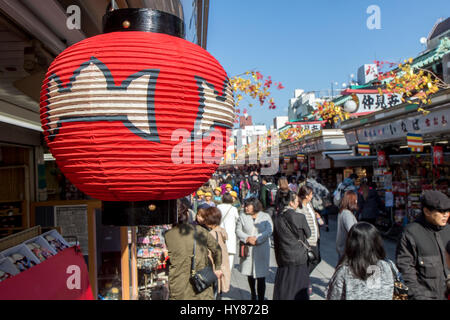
[423,143,431,146]
[436,141,448,144]
[399,145,409,149]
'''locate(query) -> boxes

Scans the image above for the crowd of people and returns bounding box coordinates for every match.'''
[164,166,450,301]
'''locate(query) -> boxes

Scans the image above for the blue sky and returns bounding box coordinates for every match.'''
[207,0,450,127]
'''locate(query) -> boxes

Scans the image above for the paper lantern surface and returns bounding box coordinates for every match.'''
[40,32,234,201]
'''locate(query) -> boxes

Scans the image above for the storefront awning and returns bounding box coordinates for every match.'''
[327,154,377,168]
[322,150,353,156]
[327,154,376,161]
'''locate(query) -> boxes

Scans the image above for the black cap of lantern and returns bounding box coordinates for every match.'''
[102,8,185,39]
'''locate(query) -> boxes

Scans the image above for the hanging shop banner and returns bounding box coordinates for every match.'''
[407,133,424,152]
[433,146,444,165]
[358,142,370,156]
[377,151,386,166]
[356,107,449,144]
[284,156,291,164]
[293,160,299,171]
[310,157,316,169]
[297,153,306,162]
[0,246,93,300]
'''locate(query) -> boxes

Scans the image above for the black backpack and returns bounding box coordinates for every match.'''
[266,184,278,207]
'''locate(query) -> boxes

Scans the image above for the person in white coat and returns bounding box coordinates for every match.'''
[218,193,240,268]
[236,197,273,300]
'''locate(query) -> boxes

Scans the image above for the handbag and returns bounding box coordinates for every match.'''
[239,241,249,258]
[189,225,218,294]
[386,259,408,300]
[298,238,318,263]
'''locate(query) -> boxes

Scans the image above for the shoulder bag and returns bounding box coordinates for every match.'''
[189,225,218,294]
[280,211,317,263]
[385,259,408,300]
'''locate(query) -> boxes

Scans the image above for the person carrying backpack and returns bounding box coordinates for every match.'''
[261,176,278,217]
[275,177,291,216]
[333,174,358,208]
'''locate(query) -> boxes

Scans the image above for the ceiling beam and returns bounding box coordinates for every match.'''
[0,0,66,55]
[21,0,86,46]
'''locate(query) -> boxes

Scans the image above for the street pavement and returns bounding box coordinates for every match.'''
[221,214,398,300]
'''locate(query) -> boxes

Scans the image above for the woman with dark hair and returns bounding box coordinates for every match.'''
[336,190,358,260]
[164,203,223,300]
[275,177,291,215]
[273,191,311,300]
[198,207,231,298]
[288,176,298,193]
[327,222,400,300]
[357,182,383,224]
[236,197,273,300]
[240,176,251,202]
[297,185,321,275]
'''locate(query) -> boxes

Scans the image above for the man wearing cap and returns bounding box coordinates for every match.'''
[396,190,450,300]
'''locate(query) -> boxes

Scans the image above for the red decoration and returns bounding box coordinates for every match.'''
[310,157,315,169]
[0,247,93,300]
[293,159,299,171]
[40,32,234,201]
[377,151,386,166]
[433,146,443,165]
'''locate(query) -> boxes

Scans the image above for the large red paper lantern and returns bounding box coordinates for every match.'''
[40,31,234,202]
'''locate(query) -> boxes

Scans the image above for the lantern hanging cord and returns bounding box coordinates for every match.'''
[107,0,118,13]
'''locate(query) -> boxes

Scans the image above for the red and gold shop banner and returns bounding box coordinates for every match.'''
[284,156,291,164]
[377,151,386,166]
[433,146,443,165]
[293,159,299,171]
[310,157,316,169]
[40,31,234,201]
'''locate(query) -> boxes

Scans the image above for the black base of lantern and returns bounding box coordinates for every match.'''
[102,8,185,38]
[102,200,178,226]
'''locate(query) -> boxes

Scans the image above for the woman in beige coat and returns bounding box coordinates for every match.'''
[198,207,231,298]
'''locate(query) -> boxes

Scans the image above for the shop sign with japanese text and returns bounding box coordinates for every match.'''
[356,107,449,143]
[355,93,403,113]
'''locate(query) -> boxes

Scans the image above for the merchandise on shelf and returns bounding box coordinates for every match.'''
[0,270,13,283]
[25,243,54,262]
[137,224,172,300]
[392,182,408,226]
[43,234,69,252]
[7,253,36,272]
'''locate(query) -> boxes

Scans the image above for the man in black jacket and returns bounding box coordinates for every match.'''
[396,190,450,300]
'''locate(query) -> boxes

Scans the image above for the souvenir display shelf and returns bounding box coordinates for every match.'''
[0,200,27,238]
[0,228,70,283]
[392,181,408,226]
[137,225,171,300]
